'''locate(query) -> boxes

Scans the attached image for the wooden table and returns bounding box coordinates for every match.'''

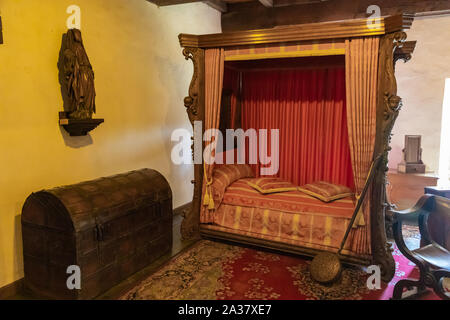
[387,169,439,210]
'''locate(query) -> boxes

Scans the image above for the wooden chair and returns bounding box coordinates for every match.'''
[391,194,450,300]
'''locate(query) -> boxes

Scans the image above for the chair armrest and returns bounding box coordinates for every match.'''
[391,194,435,221]
[394,194,446,248]
[392,194,437,256]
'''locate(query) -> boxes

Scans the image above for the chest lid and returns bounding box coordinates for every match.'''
[22,169,172,232]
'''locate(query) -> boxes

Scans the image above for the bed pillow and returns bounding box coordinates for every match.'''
[297,181,353,203]
[247,177,297,194]
[211,164,254,207]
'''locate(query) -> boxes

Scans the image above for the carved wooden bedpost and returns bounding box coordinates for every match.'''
[178,38,205,240]
[372,31,407,282]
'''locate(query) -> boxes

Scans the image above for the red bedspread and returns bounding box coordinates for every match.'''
[212,178,358,252]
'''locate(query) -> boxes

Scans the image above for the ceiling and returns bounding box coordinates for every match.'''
[148,0,330,12]
[147,0,450,32]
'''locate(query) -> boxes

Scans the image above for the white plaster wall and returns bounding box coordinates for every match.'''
[390,15,450,173]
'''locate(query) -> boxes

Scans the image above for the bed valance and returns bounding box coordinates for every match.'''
[178,14,415,283]
[224,39,345,61]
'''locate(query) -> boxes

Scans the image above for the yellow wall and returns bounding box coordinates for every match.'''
[0,0,221,288]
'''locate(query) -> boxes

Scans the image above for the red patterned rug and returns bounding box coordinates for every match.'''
[120,227,447,300]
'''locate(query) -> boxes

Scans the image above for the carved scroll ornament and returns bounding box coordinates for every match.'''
[180,46,204,240]
[182,47,201,124]
[371,31,407,282]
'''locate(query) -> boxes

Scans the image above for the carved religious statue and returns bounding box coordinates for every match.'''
[62,29,96,120]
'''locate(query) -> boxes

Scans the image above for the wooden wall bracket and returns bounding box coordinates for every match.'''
[59,112,104,136]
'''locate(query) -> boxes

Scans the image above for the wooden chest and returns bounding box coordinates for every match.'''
[21,169,172,299]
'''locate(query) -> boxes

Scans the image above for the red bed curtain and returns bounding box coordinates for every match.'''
[241,66,355,189]
[223,67,240,129]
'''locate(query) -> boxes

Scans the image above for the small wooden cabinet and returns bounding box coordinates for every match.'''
[387,169,439,210]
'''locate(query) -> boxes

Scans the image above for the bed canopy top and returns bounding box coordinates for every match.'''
[179,14,414,48]
[178,14,415,283]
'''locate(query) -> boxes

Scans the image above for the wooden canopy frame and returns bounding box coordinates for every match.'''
[178,14,415,282]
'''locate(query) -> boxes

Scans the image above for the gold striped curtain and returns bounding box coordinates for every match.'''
[345,37,380,255]
[200,48,225,224]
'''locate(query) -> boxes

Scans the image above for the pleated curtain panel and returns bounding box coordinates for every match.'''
[201,48,225,224]
[345,37,380,255]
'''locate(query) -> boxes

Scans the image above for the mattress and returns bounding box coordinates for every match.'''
[212,178,357,251]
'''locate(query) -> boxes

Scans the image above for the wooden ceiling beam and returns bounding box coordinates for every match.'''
[147,0,227,12]
[222,0,450,32]
[258,0,273,8]
[274,0,329,6]
[149,0,199,6]
[204,0,228,12]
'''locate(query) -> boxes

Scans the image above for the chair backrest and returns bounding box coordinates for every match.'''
[425,195,450,250]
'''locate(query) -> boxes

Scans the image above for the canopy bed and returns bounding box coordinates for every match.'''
[178,14,415,282]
